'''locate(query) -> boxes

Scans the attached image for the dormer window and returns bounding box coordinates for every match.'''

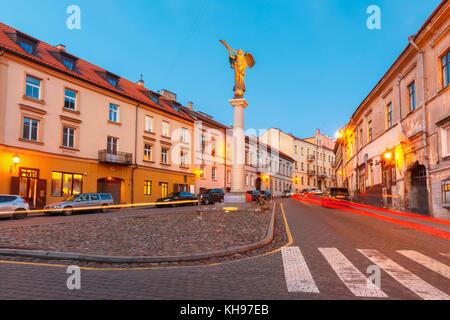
[62,58,74,71]
[48,49,79,72]
[107,77,117,87]
[6,31,38,56]
[95,71,120,89]
[20,40,34,55]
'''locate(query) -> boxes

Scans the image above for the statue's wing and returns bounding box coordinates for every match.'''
[245,52,255,68]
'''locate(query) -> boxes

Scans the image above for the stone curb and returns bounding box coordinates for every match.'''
[0,204,276,264]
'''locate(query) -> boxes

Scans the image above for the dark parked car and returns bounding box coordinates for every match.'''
[199,189,224,205]
[156,192,198,208]
[246,190,262,201]
[321,188,350,207]
[262,190,273,200]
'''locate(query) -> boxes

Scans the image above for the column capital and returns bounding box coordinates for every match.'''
[229,98,248,109]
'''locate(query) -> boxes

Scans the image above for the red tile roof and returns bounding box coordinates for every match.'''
[0,22,194,122]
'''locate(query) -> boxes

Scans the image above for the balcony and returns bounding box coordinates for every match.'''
[307,155,315,162]
[99,150,132,166]
[318,172,326,178]
[307,169,316,176]
[331,161,336,167]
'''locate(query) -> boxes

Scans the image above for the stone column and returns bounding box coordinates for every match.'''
[224,98,248,204]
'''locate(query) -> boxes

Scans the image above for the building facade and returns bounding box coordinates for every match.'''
[0,22,196,208]
[261,128,336,193]
[336,0,450,219]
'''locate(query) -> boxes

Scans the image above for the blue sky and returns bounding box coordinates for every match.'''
[0,0,442,139]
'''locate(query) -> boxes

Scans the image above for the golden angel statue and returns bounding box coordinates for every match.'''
[220,40,255,98]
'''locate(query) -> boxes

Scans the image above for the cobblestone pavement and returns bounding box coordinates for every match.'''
[0,199,449,300]
[0,206,271,257]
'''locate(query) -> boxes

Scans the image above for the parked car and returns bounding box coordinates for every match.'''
[44,193,114,216]
[322,188,350,204]
[309,189,323,195]
[300,189,312,196]
[0,195,29,219]
[246,190,262,201]
[281,190,295,198]
[262,190,273,200]
[156,192,198,208]
[199,189,225,205]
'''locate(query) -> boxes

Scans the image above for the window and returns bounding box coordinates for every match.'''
[180,151,187,167]
[109,104,119,122]
[227,170,231,183]
[386,103,393,128]
[301,162,304,171]
[62,127,75,148]
[201,135,206,153]
[408,82,416,112]
[294,145,298,154]
[441,125,450,157]
[51,172,83,197]
[144,181,152,196]
[107,78,117,88]
[161,148,169,164]
[295,162,298,170]
[145,116,153,132]
[162,121,170,137]
[443,180,450,204]
[245,175,249,186]
[442,49,450,88]
[107,136,118,154]
[64,89,77,110]
[160,182,169,198]
[144,145,152,161]
[212,167,217,181]
[25,75,41,100]
[62,58,74,71]
[181,128,187,142]
[211,138,216,156]
[368,121,373,142]
[22,117,38,141]
[301,147,304,156]
[20,40,34,55]
[201,165,206,178]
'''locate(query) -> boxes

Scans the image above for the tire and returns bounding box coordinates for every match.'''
[13,209,27,220]
[101,204,109,213]
[205,198,210,205]
[62,206,73,216]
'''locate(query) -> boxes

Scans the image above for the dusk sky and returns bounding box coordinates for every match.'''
[0,0,442,139]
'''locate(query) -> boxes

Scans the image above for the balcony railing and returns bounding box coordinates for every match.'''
[99,150,132,166]
[307,169,316,175]
[307,155,315,162]
[331,161,336,167]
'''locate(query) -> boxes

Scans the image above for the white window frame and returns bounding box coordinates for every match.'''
[22,117,39,141]
[441,124,450,158]
[144,144,152,161]
[109,104,119,122]
[145,116,154,132]
[62,126,75,148]
[162,121,170,137]
[64,88,77,111]
[25,75,41,100]
[212,167,217,181]
[161,148,169,164]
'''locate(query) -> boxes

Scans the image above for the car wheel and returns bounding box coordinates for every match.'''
[63,206,73,216]
[101,204,109,213]
[205,198,210,205]
[13,209,27,220]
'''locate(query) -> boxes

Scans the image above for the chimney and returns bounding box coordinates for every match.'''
[56,44,66,52]
[160,89,177,101]
[137,74,145,87]
[316,129,320,135]
[188,102,193,110]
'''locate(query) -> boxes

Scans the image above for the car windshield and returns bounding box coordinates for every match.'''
[63,195,79,202]
[331,188,349,195]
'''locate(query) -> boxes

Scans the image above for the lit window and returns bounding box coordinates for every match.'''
[443,180,450,204]
[408,82,416,112]
[145,116,153,132]
[144,145,152,161]
[51,172,82,197]
[62,127,75,148]
[442,50,450,88]
[22,117,38,141]
[144,181,152,196]
[160,182,168,198]
[64,89,77,110]
[180,151,187,167]
[25,75,41,100]
[109,104,119,122]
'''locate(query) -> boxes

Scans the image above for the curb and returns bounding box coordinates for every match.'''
[0,204,277,264]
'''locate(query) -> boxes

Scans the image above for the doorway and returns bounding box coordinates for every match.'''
[10,168,46,209]
[409,163,429,215]
[97,177,122,204]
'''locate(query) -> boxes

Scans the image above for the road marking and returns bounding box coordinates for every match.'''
[441,253,450,259]
[319,248,387,298]
[359,249,450,300]
[282,247,319,293]
[398,251,450,279]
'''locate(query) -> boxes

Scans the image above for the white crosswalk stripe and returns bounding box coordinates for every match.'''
[319,248,387,298]
[441,253,450,259]
[281,247,319,293]
[358,249,450,300]
[398,250,450,279]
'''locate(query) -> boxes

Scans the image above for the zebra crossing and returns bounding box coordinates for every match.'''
[281,247,450,300]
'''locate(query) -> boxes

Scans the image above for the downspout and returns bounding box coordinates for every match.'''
[408,36,432,216]
[131,103,139,207]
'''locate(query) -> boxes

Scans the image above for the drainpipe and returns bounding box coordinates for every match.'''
[131,103,139,206]
[408,36,432,216]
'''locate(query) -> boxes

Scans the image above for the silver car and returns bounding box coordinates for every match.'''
[44,193,114,216]
[0,195,30,219]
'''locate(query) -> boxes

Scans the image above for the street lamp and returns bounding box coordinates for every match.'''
[12,153,20,166]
